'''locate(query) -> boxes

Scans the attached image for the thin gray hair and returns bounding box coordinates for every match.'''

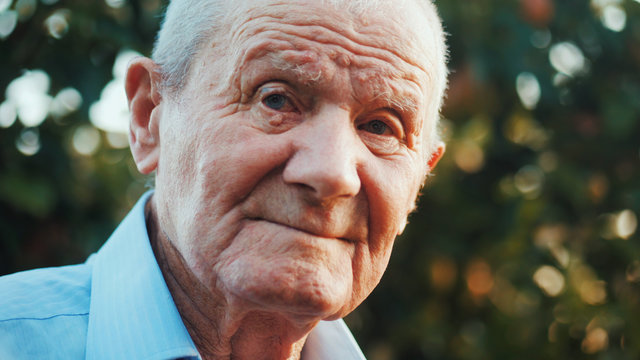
[152,1,226,90]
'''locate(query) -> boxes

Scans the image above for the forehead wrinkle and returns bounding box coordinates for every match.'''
[220,1,443,90]
[230,25,430,100]
[227,11,430,84]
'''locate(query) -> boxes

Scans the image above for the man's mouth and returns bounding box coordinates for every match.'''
[248,217,354,244]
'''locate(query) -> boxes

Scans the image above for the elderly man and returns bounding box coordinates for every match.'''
[0,0,447,358]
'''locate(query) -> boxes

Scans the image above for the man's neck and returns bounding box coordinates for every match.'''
[145,197,310,360]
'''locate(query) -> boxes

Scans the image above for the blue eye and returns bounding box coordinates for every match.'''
[263,94,288,110]
[359,120,390,135]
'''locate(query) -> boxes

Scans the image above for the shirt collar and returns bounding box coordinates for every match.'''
[85,191,365,360]
[86,191,199,360]
[302,319,366,360]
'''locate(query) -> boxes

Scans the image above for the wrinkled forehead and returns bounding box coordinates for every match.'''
[232,0,435,65]
[219,0,441,88]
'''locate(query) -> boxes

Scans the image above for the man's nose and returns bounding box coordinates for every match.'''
[282,107,362,201]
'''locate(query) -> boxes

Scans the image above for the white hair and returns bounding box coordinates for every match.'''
[152,0,448,156]
[152,1,227,90]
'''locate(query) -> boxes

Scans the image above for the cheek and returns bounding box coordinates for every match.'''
[193,126,293,204]
[345,157,422,310]
[362,157,422,248]
[340,231,394,317]
[155,118,199,218]
[155,109,298,265]
[187,128,297,247]
[176,134,297,284]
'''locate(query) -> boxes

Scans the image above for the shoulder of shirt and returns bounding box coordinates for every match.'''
[0,260,93,322]
[0,262,94,359]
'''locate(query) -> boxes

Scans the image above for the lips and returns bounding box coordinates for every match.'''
[248,217,356,244]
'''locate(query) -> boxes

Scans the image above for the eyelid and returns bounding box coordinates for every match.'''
[257,83,301,112]
[359,109,406,140]
[258,84,288,98]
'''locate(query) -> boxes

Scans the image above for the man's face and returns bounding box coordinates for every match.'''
[152,0,442,323]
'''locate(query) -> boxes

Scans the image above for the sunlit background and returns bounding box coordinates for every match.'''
[1,0,639,359]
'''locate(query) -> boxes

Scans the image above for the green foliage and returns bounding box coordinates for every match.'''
[0,0,156,272]
[1,0,639,359]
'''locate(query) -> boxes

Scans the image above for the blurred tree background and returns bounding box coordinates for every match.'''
[0,0,638,359]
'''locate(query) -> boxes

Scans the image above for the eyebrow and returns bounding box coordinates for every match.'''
[369,86,420,118]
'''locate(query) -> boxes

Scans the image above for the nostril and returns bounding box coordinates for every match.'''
[291,182,315,193]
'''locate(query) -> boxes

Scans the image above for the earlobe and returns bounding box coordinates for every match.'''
[126,57,163,175]
[427,143,445,171]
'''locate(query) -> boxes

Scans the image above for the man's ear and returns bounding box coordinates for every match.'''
[427,142,445,171]
[126,57,163,175]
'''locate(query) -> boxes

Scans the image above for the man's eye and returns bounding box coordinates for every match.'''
[263,94,289,111]
[358,120,391,135]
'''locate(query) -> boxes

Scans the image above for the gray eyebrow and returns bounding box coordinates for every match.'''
[371,88,419,116]
[266,52,325,85]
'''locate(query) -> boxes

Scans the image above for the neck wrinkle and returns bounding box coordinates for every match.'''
[146,197,231,358]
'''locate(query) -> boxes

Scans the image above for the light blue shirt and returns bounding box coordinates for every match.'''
[0,192,366,360]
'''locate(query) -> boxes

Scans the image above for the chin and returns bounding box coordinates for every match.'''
[218,255,354,321]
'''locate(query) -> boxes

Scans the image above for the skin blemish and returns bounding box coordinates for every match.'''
[337,54,351,67]
[299,51,318,63]
[268,114,286,127]
[280,50,319,65]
